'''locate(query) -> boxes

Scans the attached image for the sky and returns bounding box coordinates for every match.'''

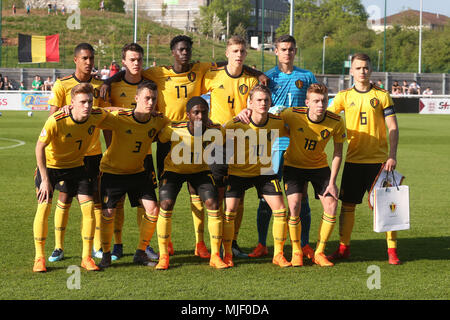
[360,0,450,18]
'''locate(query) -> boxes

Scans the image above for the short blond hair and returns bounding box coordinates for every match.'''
[306,83,328,99]
[227,35,246,48]
[70,83,94,99]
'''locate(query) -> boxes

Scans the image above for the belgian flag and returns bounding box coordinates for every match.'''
[18,33,60,63]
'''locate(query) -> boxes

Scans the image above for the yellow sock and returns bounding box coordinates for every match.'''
[54,200,71,250]
[386,231,397,249]
[288,215,302,253]
[137,211,158,251]
[136,206,145,226]
[339,203,355,246]
[190,195,205,243]
[93,203,102,251]
[316,212,336,254]
[114,201,124,245]
[207,209,222,255]
[233,201,244,241]
[33,201,52,259]
[100,212,114,253]
[223,211,236,255]
[80,199,95,259]
[272,208,288,256]
[157,208,172,256]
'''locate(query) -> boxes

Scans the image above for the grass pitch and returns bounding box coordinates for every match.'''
[0,111,449,301]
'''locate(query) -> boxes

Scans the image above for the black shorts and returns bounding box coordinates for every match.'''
[225,174,283,199]
[54,154,101,193]
[144,154,158,189]
[35,166,92,198]
[339,162,383,204]
[159,171,218,203]
[283,166,331,199]
[208,147,228,188]
[100,171,157,209]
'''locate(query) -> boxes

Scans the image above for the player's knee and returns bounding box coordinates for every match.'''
[103,208,115,218]
[203,198,218,211]
[160,199,174,211]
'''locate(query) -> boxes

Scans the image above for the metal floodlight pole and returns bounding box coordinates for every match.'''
[418,0,423,73]
[146,34,151,68]
[383,0,387,72]
[134,0,138,43]
[261,0,265,72]
[289,0,294,36]
[322,35,328,75]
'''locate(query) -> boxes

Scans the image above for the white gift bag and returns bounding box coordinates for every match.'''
[373,173,410,233]
[368,164,405,210]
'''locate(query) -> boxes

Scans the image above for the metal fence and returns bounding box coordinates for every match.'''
[1,67,449,96]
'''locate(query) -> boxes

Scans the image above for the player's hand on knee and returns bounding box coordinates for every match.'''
[324,183,338,200]
[38,180,52,203]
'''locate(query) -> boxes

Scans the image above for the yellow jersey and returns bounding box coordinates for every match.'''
[158,121,225,174]
[202,66,258,124]
[142,62,213,121]
[48,74,110,156]
[281,107,346,169]
[98,110,170,175]
[38,108,110,169]
[328,85,395,163]
[224,114,288,177]
[109,78,143,109]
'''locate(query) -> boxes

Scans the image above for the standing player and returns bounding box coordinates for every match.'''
[33,83,109,272]
[327,53,400,265]
[47,43,109,262]
[202,35,259,258]
[281,83,345,267]
[223,85,291,268]
[96,43,159,261]
[155,96,228,270]
[96,80,170,268]
[238,35,318,261]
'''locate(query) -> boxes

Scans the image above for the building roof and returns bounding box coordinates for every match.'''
[379,10,449,26]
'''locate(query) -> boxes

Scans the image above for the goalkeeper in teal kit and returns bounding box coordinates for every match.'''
[237,35,318,260]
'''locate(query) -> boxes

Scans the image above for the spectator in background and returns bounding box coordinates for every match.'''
[12,3,17,15]
[376,80,384,89]
[100,65,110,80]
[401,80,409,94]
[43,77,54,91]
[109,62,120,77]
[423,87,433,96]
[61,4,66,15]
[26,3,31,15]
[19,82,26,90]
[391,81,402,95]
[32,75,43,91]
[0,74,4,90]
[3,76,14,90]
[47,3,52,15]
[408,80,421,95]
[100,1,105,12]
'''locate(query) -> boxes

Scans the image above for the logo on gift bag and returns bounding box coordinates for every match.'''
[389,202,397,216]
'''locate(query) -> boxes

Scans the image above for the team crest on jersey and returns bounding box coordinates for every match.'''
[148,128,156,138]
[295,80,304,89]
[188,72,196,82]
[370,97,380,108]
[320,129,331,139]
[88,125,95,135]
[239,84,249,95]
[93,88,100,99]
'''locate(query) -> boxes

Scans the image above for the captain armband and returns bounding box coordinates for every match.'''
[383,106,396,117]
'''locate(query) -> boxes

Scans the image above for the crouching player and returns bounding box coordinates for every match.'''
[155,96,228,270]
[96,80,170,269]
[223,85,291,268]
[281,83,345,267]
[33,83,110,272]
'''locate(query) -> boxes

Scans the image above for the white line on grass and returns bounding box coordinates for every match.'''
[0,138,26,150]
